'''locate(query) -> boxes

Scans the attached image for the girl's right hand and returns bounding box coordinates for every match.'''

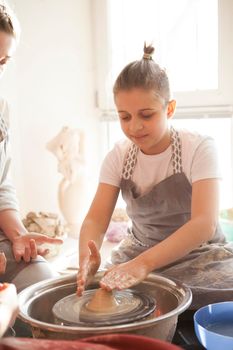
[0,252,6,275]
[77,240,101,297]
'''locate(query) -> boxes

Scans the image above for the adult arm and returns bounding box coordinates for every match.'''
[0,138,62,261]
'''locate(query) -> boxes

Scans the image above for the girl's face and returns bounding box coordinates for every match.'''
[0,31,15,78]
[115,88,176,155]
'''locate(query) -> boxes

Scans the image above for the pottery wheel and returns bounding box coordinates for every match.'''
[52,289,156,326]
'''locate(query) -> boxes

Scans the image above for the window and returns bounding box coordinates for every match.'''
[109,0,218,92]
[93,0,233,109]
[93,0,233,209]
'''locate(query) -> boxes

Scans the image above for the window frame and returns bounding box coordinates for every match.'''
[92,0,233,112]
[92,0,233,207]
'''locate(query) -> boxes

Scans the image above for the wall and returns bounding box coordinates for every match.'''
[0,0,100,219]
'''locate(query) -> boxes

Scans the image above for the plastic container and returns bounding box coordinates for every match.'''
[220,219,233,241]
[194,301,233,350]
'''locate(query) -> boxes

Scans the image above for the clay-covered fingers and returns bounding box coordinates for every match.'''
[102,265,115,277]
[88,240,101,264]
[100,271,138,291]
[86,240,101,277]
[0,252,6,274]
[77,266,88,297]
[77,280,85,297]
[77,241,101,296]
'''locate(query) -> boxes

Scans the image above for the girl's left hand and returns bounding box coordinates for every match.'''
[100,258,149,291]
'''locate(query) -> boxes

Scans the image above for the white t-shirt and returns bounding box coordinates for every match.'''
[99,128,221,196]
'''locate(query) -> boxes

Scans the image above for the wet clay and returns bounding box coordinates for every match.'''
[52,289,156,326]
[85,288,119,313]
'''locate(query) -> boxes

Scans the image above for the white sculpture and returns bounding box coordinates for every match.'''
[46,127,87,238]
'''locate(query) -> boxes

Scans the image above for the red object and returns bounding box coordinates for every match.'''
[0,334,182,350]
[0,283,9,291]
[83,334,183,350]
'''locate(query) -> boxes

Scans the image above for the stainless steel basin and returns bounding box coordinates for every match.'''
[18,271,192,341]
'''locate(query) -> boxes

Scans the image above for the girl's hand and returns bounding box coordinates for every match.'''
[12,233,63,262]
[77,240,101,297]
[0,252,6,274]
[100,258,149,291]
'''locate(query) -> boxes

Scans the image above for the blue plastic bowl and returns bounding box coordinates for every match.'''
[194,302,233,350]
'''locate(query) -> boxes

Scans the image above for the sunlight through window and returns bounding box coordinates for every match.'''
[108,0,218,92]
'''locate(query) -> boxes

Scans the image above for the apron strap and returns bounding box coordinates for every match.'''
[122,126,183,179]
[122,143,138,180]
[170,126,183,174]
[0,116,8,142]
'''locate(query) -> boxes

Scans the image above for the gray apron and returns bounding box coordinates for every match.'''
[110,127,233,309]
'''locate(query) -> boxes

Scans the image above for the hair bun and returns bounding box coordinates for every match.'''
[143,53,152,60]
[143,43,155,60]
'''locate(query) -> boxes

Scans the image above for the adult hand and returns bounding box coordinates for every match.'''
[0,252,6,274]
[12,233,63,263]
[77,240,101,297]
[100,258,149,291]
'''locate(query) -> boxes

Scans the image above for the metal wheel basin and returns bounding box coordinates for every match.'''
[18,271,192,341]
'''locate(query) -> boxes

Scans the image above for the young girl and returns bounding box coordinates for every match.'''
[77,44,233,309]
[0,3,62,291]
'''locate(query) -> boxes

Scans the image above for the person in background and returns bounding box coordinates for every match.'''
[0,3,62,291]
[77,43,233,310]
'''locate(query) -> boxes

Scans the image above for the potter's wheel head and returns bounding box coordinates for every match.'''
[52,289,156,326]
